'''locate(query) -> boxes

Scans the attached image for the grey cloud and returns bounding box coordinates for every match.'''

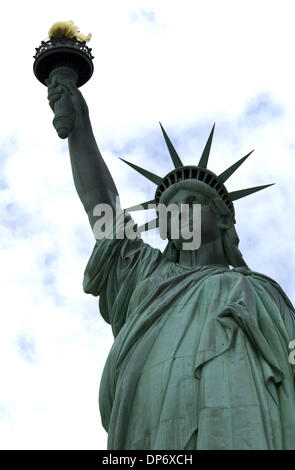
[40,252,65,306]
[130,9,156,24]
[242,93,284,126]
[0,201,33,235]
[43,252,58,268]
[0,138,18,190]
[16,335,37,364]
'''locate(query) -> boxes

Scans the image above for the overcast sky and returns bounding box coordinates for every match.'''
[1,0,295,450]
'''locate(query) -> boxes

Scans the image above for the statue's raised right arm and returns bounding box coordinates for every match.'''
[47,77,119,230]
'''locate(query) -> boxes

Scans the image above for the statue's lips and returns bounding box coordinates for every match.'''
[167,221,200,236]
[167,216,200,228]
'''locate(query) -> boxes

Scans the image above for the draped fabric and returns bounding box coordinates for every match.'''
[83,227,295,450]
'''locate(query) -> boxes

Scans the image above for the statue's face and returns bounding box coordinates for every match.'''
[163,188,220,251]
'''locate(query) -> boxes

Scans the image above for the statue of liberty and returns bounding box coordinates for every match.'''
[47,77,295,450]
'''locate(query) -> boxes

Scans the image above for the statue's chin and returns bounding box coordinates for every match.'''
[172,239,186,251]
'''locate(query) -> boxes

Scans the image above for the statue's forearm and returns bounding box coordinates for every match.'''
[68,116,119,225]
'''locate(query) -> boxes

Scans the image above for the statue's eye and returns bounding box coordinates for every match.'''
[186,197,196,204]
[190,198,203,205]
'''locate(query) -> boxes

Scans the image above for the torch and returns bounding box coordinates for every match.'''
[33,21,94,139]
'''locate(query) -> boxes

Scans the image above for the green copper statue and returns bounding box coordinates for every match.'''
[47,78,295,450]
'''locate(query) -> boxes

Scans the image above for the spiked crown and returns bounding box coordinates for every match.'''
[120,124,274,232]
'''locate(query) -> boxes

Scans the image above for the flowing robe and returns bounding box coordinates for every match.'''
[83,225,295,450]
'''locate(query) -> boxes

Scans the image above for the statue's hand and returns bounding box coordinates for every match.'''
[47,77,90,128]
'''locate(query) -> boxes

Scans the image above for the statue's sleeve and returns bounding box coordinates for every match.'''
[83,213,162,336]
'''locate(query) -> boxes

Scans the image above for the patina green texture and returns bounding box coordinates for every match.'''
[46,78,295,450]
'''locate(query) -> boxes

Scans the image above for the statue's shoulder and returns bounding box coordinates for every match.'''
[232,266,295,313]
[230,266,283,289]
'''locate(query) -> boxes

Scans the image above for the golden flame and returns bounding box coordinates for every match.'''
[48,20,91,42]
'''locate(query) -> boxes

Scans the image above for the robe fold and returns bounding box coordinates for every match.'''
[83,227,295,450]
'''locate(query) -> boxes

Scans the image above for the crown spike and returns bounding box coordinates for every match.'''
[159,122,183,168]
[125,199,156,212]
[229,183,275,202]
[137,217,159,233]
[219,150,254,183]
[198,123,215,169]
[119,158,162,185]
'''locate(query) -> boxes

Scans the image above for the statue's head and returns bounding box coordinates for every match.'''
[121,123,274,267]
[159,181,226,250]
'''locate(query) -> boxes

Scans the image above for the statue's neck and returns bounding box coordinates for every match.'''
[178,237,229,268]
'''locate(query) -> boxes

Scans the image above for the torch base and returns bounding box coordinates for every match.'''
[33,36,94,88]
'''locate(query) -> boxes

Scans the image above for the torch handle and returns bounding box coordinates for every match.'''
[48,67,79,139]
